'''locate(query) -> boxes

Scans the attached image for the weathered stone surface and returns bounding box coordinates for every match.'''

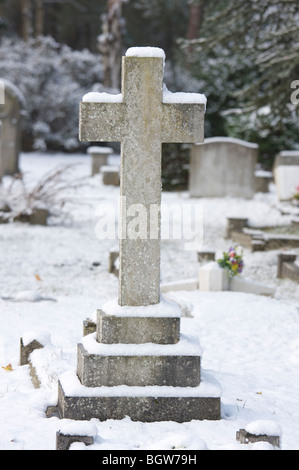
[0,79,24,175]
[96,308,180,344]
[277,252,299,282]
[197,250,216,262]
[77,343,200,387]
[226,217,248,238]
[255,171,272,193]
[189,137,258,198]
[88,146,113,176]
[83,319,96,337]
[28,208,49,226]
[101,165,120,186]
[108,249,119,275]
[58,47,220,425]
[0,122,3,182]
[20,338,44,366]
[80,50,205,307]
[236,428,280,448]
[274,151,299,201]
[57,379,221,423]
[56,431,94,450]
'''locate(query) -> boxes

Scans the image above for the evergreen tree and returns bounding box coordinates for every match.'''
[180,0,299,165]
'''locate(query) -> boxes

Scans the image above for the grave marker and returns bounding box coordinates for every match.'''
[273,150,299,201]
[0,79,24,175]
[57,47,221,423]
[189,137,258,198]
[80,47,205,306]
[88,145,113,176]
[0,122,3,182]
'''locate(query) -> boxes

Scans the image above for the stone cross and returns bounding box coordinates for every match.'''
[80,47,205,307]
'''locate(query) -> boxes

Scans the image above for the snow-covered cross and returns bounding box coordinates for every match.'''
[80,47,206,307]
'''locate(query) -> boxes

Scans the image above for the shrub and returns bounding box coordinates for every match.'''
[0,36,105,152]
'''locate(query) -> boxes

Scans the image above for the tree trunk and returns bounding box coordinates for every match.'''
[21,0,32,41]
[35,0,44,37]
[186,2,202,40]
[98,0,124,89]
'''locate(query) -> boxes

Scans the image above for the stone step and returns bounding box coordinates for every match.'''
[97,297,182,344]
[77,333,202,387]
[57,370,221,422]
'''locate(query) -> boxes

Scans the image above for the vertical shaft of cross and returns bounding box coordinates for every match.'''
[119,56,164,306]
[79,47,206,310]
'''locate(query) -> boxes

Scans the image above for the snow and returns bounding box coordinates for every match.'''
[59,420,97,437]
[81,330,202,357]
[245,420,282,437]
[163,91,207,106]
[279,150,299,157]
[82,92,123,103]
[87,146,113,155]
[1,78,26,109]
[125,47,166,60]
[59,369,220,399]
[101,296,182,318]
[163,85,207,108]
[198,136,259,149]
[0,151,299,450]
[22,330,51,348]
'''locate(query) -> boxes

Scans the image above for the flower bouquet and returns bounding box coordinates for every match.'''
[217,246,244,277]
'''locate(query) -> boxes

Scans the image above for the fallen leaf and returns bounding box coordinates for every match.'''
[2,364,13,371]
[35,274,42,281]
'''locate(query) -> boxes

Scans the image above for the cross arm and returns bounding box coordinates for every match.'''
[161,102,205,144]
[79,102,124,143]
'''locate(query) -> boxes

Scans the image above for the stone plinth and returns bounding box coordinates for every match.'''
[58,369,221,423]
[96,299,181,344]
[77,332,201,387]
[101,165,120,186]
[88,145,113,176]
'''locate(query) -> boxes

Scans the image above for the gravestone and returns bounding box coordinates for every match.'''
[273,150,299,201]
[189,137,258,198]
[277,252,299,282]
[255,169,272,193]
[88,145,113,176]
[198,261,275,296]
[0,79,25,175]
[0,122,3,182]
[57,47,221,422]
[101,165,120,186]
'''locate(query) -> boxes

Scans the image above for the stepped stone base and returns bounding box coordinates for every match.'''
[57,298,221,423]
[57,371,221,423]
[77,345,201,388]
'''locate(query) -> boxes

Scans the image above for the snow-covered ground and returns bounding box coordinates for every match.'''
[0,151,298,450]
